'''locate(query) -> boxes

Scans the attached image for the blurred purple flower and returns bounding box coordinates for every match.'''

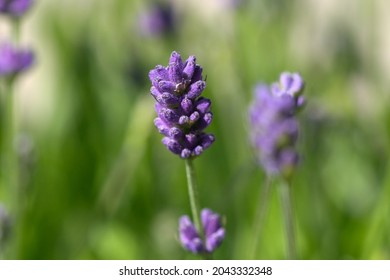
[138,4,175,37]
[149,51,214,158]
[249,72,305,177]
[0,42,34,77]
[179,209,225,254]
[0,0,33,17]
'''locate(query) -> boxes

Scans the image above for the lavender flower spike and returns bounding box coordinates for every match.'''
[149,51,215,158]
[0,42,34,77]
[179,208,225,254]
[249,73,305,178]
[0,0,33,17]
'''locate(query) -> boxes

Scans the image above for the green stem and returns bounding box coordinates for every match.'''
[184,159,202,236]
[251,176,272,259]
[280,179,297,260]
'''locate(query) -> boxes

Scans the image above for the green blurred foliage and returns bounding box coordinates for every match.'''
[0,0,389,259]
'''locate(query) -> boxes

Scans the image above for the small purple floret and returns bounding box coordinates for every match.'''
[179,216,204,254]
[249,72,305,176]
[0,43,34,77]
[149,51,214,158]
[271,72,305,108]
[178,209,225,254]
[0,0,33,17]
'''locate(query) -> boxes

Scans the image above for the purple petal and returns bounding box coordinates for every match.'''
[194,145,203,156]
[161,137,182,154]
[189,111,200,123]
[181,98,193,114]
[180,149,192,159]
[168,127,183,140]
[275,72,304,98]
[178,115,189,125]
[200,134,215,149]
[281,72,304,94]
[154,118,169,136]
[186,80,206,99]
[191,65,203,82]
[156,92,180,106]
[195,98,211,114]
[185,134,198,148]
[168,51,183,83]
[205,228,225,253]
[183,56,196,80]
[150,86,161,99]
[194,112,213,131]
[149,65,168,83]
[158,107,179,124]
[201,209,225,253]
[179,215,204,254]
[280,72,295,90]
[201,209,222,238]
[158,80,176,93]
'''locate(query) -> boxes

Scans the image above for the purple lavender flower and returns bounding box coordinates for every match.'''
[138,4,175,37]
[149,51,215,158]
[179,208,225,254]
[0,0,33,17]
[0,43,34,77]
[249,72,305,177]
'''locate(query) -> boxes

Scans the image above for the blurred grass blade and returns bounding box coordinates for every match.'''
[97,96,154,217]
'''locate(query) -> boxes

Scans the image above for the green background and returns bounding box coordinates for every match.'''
[0,0,389,259]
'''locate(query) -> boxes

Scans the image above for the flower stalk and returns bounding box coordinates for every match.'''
[185,159,202,235]
[280,179,296,259]
[251,176,272,259]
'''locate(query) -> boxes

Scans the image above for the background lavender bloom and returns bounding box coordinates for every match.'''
[138,3,175,37]
[0,0,33,17]
[0,43,34,77]
[149,51,215,158]
[179,208,225,254]
[249,73,305,177]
